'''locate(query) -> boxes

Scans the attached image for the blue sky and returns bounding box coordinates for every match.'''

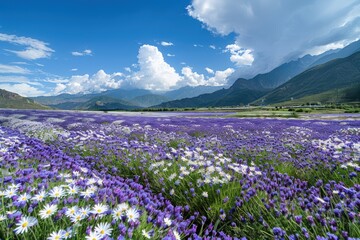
[0,0,359,96]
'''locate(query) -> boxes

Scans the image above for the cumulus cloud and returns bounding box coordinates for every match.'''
[129,44,181,91]
[205,67,214,74]
[53,45,234,95]
[225,44,254,66]
[0,83,44,97]
[72,49,92,56]
[0,64,31,74]
[181,67,234,86]
[188,0,360,73]
[54,70,123,94]
[0,33,54,60]
[167,53,175,57]
[160,41,174,46]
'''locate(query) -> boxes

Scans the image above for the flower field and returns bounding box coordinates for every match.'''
[0,109,359,240]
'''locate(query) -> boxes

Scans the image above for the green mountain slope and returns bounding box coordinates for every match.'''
[256,51,360,105]
[156,79,270,108]
[0,89,50,109]
[75,96,140,111]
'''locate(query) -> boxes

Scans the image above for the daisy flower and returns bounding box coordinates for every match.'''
[70,212,84,223]
[142,229,151,239]
[85,231,101,240]
[164,217,172,227]
[94,222,113,237]
[202,192,208,198]
[0,214,6,221]
[67,185,79,195]
[79,206,91,217]
[47,230,65,240]
[18,193,31,202]
[49,186,65,198]
[65,206,78,217]
[173,230,181,240]
[112,202,129,220]
[63,227,74,239]
[32,190,47,202]
[14,216,38,235]
[91,203,108,215]
[39,204,58,219]
[126,207,140,222]
[4,188,17,198]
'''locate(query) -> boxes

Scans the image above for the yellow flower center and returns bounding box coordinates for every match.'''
[46,210,52,214]
[22,222,28,228]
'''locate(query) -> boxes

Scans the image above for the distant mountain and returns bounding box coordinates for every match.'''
[163,85,224,100]
[75,96,140,111]
[130,94,171,107]
[309,39,360,68]
[99,88,152,100]
[156,79,270,108]
[0,89,49,109]
[32,93,95,105]
[255,51,360,105]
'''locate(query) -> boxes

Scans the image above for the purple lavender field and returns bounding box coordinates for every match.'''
[0,109,359,240]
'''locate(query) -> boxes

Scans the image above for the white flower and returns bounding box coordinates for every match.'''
[32,190,47,202]
[164,217,172,226]
[173,230,181,240]
[14,216,38,235]
[39,204,58,219]
[0,214,6,221]
[126,207,140,222]
[18,193,31,202]
[79,206,91,217]
[202,192,208,198]
[70,212,84,223]
[85,231,101,240]
[112,203,129,220]
[8,183,21,190]
[168,173,177,181]
[170,189,175,196]
[49,186,65,198]
[4,188,17,198]
[142,229,151,239]
[65,206,78,217]
[47,230,65,240]
[67,185,78,195]
[94,222,113,237]
[91,203,108,215]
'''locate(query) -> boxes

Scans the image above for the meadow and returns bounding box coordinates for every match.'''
[0,109,359,240]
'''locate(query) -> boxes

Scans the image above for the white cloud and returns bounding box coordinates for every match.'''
[0,33,54,60]
[0,83,44,97]
[225,44,254,66]
[0,75,29,83]
[181,66,234,86]
[124,67,132,72]
[193,44,203,47]
[205,67,214,74]
[209,45,216,50]
[54,70,123,94]
[0,64,30,74]
[71,68,78,72]
[181,67,206,86]
[188,0,360,73]
[129,44,181,91]
[71,49,92,56]
[167,53,175,57]
[207,68,235,86]
[161,41,174,46]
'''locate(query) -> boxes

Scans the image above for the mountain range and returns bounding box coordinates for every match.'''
[157,40,360,108]
[0,89,49,109]
[1,40,360,110]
